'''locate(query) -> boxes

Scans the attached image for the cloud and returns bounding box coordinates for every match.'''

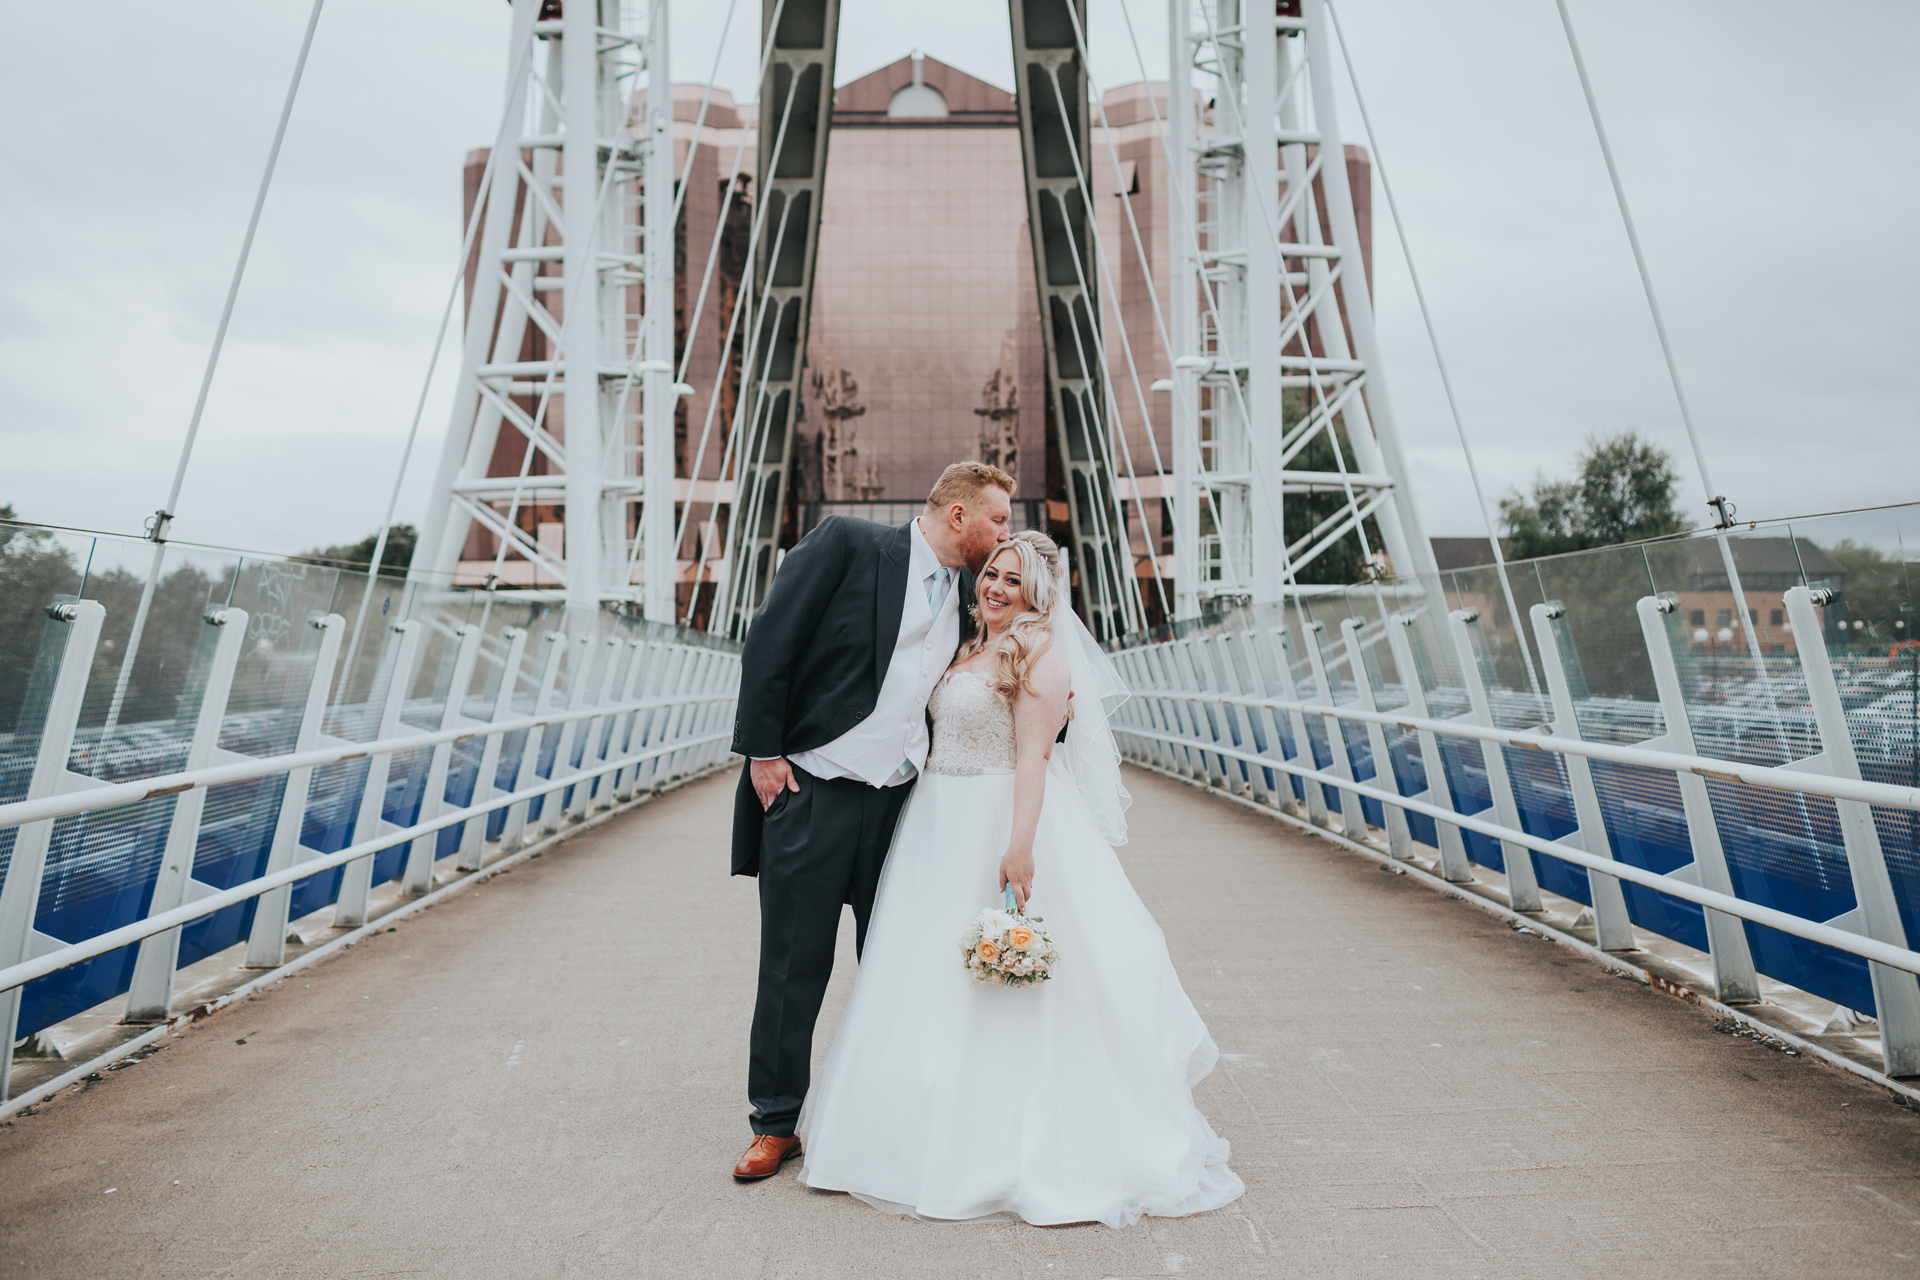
[2,0,1913,559]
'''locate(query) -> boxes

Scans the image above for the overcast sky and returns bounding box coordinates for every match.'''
[2,0,1914,560]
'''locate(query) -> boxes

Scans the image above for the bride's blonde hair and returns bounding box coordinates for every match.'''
[961,530,1063,701]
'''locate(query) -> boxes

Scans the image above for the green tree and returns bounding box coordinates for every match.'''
[1282,391,1387,585]
[0,504,86,735]
[1500,431,1685,559]
[295,523,418,573]
[1821,539,1917,651]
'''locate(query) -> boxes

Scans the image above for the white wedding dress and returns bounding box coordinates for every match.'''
[795,668,1245,1227]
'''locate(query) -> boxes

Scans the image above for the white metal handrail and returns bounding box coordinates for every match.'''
[1111,584,1920,1076]
[0,590,741,1100]
[1122,686,1920,814]
[0,724,732,998]
[1114,721,1920,978]
[0,691,737,832]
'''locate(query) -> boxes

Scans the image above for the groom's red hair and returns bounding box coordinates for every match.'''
[925,461,1016,513]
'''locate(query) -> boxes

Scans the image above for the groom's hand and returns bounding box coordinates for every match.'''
[750,757,801,810]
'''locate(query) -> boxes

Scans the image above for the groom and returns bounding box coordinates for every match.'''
[728,461,1017,1181]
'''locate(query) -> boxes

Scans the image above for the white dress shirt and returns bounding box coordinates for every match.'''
[783,518,961,787]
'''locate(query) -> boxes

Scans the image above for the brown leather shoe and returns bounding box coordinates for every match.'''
[733,1134,802,1182]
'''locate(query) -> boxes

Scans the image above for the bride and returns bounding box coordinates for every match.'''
[796,530,1245,1227]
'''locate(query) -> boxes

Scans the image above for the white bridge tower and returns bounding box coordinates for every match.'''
[415,0,680,619]
[1168,0,1435,615]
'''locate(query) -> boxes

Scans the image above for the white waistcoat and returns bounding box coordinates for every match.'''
[789,562,962,788]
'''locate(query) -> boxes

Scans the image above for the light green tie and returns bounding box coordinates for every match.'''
[903,567,953,780]
[926,567,950,620]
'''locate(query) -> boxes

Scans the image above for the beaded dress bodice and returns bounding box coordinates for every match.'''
[924,669,1017,776]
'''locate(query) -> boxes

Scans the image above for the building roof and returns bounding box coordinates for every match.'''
[1430,536,1500,572]
[833,54,1018,127]
[1428,534,1845,583]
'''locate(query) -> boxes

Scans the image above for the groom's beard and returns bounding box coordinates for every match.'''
[965,534,1007,573]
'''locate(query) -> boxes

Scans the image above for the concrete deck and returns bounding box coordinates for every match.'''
[4,764,1920,1278]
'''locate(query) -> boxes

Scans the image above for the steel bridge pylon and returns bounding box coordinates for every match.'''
[415,0,679,620]
[1168,0,1434,615]
[414,0,1437,638]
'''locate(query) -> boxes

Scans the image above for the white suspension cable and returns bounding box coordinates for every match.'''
[691,67,810,631]
[1553,0,1722,523]
[1189,0,1357,606]
[100,0,327,739]
[337,32,544,687]
[1320,0,1540,670]
[1553,0,1789,737]
[599,0,746,591]
[1114,0,1327,607]
[1032,68,1165,623]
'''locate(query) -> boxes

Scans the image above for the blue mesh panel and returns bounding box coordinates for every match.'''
[177,774,288,968]
[18,797,173,1036]
[1503,747,1589,904]
[1299,716,1341,811]
[1337,719,1386,829]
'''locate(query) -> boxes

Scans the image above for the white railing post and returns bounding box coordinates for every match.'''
[591,637,641,808]
[644,644,688,790]
[624,640,666,795]
[1529,603,1636,951]
[1447,609,1544,912]
[1175,638,1228,788]
[663,646,700,780]
[456,626,530,872]
[1202,635,1252,797]
[1270,625,1329,826]
[684,648,724,775]
[1784,584,1920,1074]
[242,612,346,968]
[537,636,595,836]
[0,599,105,1100]
[1136,646,1180,774]
[1136,645,1181,776]
[1384,613,1473,883]
[1340,618,1415,860]
[500,630,566,852]
[716,653,743,769]
[1240,626,1301,813]
[331,621,423,930]
[1220,630,1280,806]
[611,637,653,801]
[401,624,483,895]
[125,607,251,1022]
[1300,619,1368,841]
[567,637,624,820]
[1635,595,1762,1001]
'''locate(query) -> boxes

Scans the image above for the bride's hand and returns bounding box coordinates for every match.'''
[999,846,1035,911]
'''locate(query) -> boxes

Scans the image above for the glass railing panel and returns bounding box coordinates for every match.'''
[19,544,248,1034]
[1779,508,1920,953]
[181,557,351,968]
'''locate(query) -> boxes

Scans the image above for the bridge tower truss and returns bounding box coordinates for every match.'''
[1010,0,1149,642]
[1167,0,1435,616]
[416,0,679,619]
[709,0,840,638]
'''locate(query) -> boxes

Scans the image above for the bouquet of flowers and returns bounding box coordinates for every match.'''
[960,888,1060,987]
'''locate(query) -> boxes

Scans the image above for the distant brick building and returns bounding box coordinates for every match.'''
[453,55,1369,620]
[1427,535,1846,657]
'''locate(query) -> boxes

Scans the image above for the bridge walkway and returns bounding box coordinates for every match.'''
[3,766,1919,1278]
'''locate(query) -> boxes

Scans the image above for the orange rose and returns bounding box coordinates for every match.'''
[976,939,1000,962]
[1008,925,1034,949]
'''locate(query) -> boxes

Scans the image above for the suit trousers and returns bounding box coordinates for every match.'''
[748,763,914,1137]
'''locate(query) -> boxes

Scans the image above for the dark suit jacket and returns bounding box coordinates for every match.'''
[730,517,976,877]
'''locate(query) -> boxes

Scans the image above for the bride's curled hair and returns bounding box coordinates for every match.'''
[964,530,1064,702]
